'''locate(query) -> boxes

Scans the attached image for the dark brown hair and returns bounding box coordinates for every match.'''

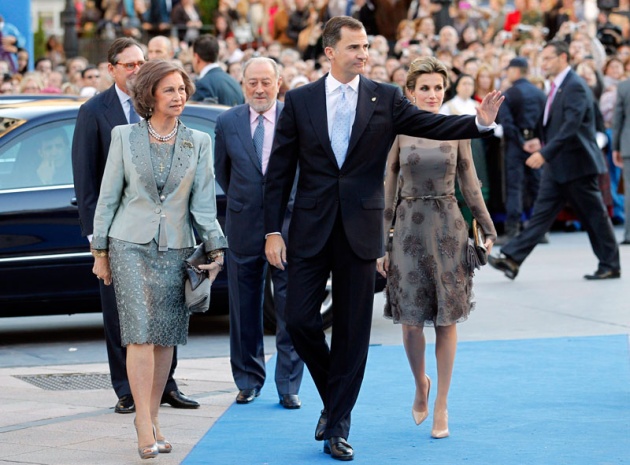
[107,37,144,65]
[322,16,365,49]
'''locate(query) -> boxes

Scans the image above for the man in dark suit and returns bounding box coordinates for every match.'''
[489,41,621,280]
[612,76,630,245]
[190,34,244,106]
[214,57,305,409]
[264,16,503,461]
[71,37,199,414]
[497,56,547,242]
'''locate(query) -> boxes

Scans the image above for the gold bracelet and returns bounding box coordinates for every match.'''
[91,248,108,258]
[208,249,224,260]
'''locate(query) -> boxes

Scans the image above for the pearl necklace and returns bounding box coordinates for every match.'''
[147,119,179,142]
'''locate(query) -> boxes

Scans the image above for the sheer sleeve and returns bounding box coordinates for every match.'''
[383,135,401,247]
[456,139,497,241]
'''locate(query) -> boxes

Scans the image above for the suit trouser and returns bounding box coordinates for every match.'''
[504,144,540,226]
[502,170,620,272]
[101,281,179,399]
[285,216,375,439]
[227,250,304,395]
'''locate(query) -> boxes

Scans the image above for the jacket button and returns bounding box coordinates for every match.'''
[154,207,161,214]
[160,195,166,201]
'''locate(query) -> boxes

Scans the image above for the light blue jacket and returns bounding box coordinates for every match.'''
[92,120,227,253]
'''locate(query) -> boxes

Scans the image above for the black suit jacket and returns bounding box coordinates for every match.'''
[264,75,486,260]
[538,69,607,184]
[191,67,244,106]
[71,85,128,236]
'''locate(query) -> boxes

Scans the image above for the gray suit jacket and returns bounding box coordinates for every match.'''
[93,120,227,252]
[612,77,630,158]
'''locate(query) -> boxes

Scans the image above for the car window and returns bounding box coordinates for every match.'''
[0,120,75,191]
[180,114,224,195]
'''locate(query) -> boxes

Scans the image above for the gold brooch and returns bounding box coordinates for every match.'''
[182,140,193,148]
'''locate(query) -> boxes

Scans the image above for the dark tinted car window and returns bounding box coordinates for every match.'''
[0,119,75,190]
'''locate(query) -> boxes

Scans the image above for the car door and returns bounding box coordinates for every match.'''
[0,118,99,315]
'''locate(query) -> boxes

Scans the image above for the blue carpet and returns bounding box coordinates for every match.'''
[183,335,630,464]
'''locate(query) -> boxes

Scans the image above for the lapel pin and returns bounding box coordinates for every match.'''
[371,97,376,102]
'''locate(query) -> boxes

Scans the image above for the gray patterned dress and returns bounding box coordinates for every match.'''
[109,142,191,347]
[383,136,496,327]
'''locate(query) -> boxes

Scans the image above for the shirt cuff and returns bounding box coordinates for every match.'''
[475,118,497,131]
[265,232,281,239]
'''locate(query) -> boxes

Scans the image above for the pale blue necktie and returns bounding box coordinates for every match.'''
[128,101,140,124]
[331,85,352,168]
[252,114,265,168]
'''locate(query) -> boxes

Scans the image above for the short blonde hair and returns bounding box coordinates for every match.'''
[130,60,195,119]
[405,57,450,93]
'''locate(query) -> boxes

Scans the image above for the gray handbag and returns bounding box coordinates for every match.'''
[184,244,211,314]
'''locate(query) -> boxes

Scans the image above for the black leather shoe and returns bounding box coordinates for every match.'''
[488,253,520,280]
[279,394,301,409]
[235,387,261,404]
[161,390,200,409]
[114,394,135,414]
[620,240,630,245]
[315,409,328,441]
[324,437,354,461]
[584,269,621,280]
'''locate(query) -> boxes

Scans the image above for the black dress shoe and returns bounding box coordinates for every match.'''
[315,409,328,441]
[324,437,354,461]
[584,269,621,280]
[488,253,520,280]
[279,394,301,409]
[620,240,630,245]
[235,387,261,404]
[161,390,200,409]
[114,394,135,414]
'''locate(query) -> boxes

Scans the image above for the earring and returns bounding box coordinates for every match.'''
[412,97,416,104]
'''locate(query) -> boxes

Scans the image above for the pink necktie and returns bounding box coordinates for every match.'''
[544,82,556,125]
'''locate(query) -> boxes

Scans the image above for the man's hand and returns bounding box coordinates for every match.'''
[523,138,541,153]
[526,152,545,169]
[613,150,624,168]
[477,90,505,127]
[265,234,287,270]
[376,253,389,278]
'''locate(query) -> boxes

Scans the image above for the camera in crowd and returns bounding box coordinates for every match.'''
[514,24,550,37]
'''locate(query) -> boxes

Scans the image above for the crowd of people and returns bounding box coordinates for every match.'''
[2,0,629,231]
[2,0,628,461]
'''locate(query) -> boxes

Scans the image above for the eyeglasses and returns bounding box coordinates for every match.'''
[115,61,145,70]
[540,55,558,62]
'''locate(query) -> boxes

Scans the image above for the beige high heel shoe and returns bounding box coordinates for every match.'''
[134,419,159,459]
[431,408,450,439]
[412,374,431,425]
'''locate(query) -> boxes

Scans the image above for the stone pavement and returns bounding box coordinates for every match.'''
[0,230,628,464]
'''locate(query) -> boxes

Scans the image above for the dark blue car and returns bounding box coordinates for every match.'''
[0,98,384,331]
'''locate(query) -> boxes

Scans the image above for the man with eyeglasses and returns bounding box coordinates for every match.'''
[72,37,200,415]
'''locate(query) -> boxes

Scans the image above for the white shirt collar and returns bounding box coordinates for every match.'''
[114,83,131,104]
[326,73,360,95]
[249,101,277,124]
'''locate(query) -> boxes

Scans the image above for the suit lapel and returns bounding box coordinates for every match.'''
[103,85,129,128]
[234,105,262,175]
[129,121,160,203]
[305,77,338,166]
[161,123,194,198]
[345,76,377,162]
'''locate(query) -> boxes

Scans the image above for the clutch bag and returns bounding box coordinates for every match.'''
[467,219,488,272]
[184,244,211,314]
